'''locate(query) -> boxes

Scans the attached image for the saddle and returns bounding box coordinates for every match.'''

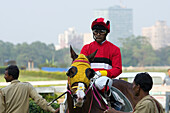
[110,86,133,112]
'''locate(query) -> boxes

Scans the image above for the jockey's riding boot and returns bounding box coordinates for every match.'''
[109,91,125,111]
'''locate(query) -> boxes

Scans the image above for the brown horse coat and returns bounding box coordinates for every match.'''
[112,79,140,108]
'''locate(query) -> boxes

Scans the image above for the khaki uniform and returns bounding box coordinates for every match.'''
[0,80,55,113]
[134,95,163,113]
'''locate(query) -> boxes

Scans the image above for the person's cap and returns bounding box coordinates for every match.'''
[91,17,110,33]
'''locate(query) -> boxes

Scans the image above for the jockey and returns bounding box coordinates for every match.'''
[80,17,124,110]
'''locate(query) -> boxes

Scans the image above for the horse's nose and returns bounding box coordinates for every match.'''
[73,94,78,99]
[78,97,83,101]
[77,95,86,102]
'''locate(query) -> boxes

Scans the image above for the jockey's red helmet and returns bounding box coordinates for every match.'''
[91,17,110,33]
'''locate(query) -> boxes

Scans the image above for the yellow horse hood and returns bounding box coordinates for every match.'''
[69,54,91,87]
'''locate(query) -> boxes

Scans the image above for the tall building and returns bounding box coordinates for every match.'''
[142,21,170,50]
[94,6,133,46]
[58,27,84,50]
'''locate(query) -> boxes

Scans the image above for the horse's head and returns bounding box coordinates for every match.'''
[66,46,97,107]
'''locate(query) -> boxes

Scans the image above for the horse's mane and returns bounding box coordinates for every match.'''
[113,79,132,89]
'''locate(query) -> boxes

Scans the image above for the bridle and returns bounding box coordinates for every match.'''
[66,54,108,112]
[67,79,108,113]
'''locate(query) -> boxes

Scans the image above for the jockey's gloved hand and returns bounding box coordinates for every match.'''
[93,71,102,79]
[93,70,108,79]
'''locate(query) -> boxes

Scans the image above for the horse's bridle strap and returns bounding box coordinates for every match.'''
[72,86,86,93]
[72,60,90,65]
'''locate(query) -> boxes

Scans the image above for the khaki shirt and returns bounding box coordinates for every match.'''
[0,80,56,113]
[134,95,163,113]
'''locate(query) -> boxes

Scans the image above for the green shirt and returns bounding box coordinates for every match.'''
[0,80,56,113]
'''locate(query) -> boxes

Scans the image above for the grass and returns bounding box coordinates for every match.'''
[0,83,66,88]
[0,75,59,82]
[18,75,59,81]
[0,75,5,82]
[0,73,67,88]
[0,74,67,88]
[0,73,65,82]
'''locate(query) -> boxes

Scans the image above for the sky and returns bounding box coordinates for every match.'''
[0,0,169,45]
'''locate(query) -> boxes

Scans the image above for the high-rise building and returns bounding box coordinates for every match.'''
[94,6,133,46]
[58,27,84,50]
[142,21,170,50]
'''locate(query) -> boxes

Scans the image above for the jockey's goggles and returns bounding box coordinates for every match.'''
[92,29,107,35]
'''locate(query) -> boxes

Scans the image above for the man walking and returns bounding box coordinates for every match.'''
[0,65,59,113]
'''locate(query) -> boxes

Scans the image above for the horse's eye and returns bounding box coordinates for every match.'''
[67,66,77,78]
[85,68,95,80]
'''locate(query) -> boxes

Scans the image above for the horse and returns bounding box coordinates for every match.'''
[112,79,140,108]
[65,46,139,113]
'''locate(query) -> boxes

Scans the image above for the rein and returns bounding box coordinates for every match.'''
[87,80,109,110]
[47,91,68,106]
[92,84,109,110]
[88,88,94,113]
[86,81,109,111]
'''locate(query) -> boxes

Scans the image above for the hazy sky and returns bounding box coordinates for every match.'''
[0,0,169,45]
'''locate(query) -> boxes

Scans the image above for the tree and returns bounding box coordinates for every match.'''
[155,46,170,66]
[0,41,15,65]
[120,36,159,67]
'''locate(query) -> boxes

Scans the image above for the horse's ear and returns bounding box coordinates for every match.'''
[86,49,98,62]
[70,45,78,61]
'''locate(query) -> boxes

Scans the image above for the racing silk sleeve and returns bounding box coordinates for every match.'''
[107,47,122,78]
[81,41,122,79]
